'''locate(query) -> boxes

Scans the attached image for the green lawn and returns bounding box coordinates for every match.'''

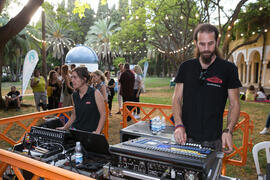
[0,77,269,179]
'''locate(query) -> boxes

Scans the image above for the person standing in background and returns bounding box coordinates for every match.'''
[119,63,135,121]
[47,70,61,109]
[92,70,108,102]
[31,69,47,111]
[60,65,73,108]
[133,65,143,119]
[105,71,115,116]
[116,63,124,114]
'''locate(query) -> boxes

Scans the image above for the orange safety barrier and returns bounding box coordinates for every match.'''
[122,102,253,175]
[0,149,93,180]
[0,104,109,147]
[122,102,174,128]
[221,111,254,175]
[0,106,73,146]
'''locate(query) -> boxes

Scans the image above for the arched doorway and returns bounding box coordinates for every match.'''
[264,50,270,86]
[236,53,246,83]
[249,51,261,84]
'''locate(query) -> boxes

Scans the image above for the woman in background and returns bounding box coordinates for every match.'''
[92,70,107,101]
[47,70,61,109]
[105,71,115,116]
[133,65,143,119]
[245,85,255,101]
[60,65,73,108]
[30,69,47,111]
[256,86,267,101]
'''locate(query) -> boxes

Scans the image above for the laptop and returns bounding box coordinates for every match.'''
[69,129,110,156]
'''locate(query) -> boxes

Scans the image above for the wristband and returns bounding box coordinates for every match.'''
[175,124,185,130]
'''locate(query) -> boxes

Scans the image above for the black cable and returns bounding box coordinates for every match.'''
[66,153,81,174]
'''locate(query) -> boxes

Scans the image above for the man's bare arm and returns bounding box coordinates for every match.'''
[227,88,240,132]
[172,83,184,125]
[172,83,186,144]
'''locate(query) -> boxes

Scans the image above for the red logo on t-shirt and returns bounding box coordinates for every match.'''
[206,76,223,84]
[86,101,91,104]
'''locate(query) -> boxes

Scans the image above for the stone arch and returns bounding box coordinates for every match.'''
[236,53,246,83]
[248,50,261,84]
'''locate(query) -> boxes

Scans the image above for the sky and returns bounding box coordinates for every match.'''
[7,0,256,25]
[7,0,119,25]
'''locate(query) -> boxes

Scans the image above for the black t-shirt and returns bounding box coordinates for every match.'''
[108,78,115,96]
[174,57,242,141]
[72,86,100,132]
[7,91,20,99]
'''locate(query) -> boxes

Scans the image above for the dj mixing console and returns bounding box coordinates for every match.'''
[106,137,222,180]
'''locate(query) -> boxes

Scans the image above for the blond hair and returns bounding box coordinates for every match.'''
[93,70,106,82]
[134,65,143,75]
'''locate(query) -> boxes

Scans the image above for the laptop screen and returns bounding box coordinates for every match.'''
[69,129,110,156]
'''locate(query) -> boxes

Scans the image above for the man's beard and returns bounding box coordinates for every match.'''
[200,50,215,64]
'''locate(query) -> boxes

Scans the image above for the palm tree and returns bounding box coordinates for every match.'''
[85,18,120,70]
[46,17,74,65]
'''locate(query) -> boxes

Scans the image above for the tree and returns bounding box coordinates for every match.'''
[45,16,75,65]
[110,0,148,63]
[85,18,120,70]
[0,0,44,107]
[3,27,40,81]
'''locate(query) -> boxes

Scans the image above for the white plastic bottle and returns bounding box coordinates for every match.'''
[161,116,166,132]
[75,141,83,166]
[152,117,158,135]
[156,116,161,134]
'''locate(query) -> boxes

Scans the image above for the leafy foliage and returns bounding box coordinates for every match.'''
[233,0,270,39]
[72,0,90,19]
[112,57,125,69]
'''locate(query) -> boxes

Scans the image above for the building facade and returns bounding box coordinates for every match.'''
[228,27,270,88]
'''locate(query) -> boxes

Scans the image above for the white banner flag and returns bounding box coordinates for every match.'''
[22,50,39,96]
[143,61,149,79]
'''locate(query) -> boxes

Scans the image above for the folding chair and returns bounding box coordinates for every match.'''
[252,141,270,180]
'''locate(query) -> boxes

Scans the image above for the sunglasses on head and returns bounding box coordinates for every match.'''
[199,69,207,85]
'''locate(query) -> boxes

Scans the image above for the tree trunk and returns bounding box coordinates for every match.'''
[42,10,47,81]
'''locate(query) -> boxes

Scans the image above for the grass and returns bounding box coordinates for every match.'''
[0,77,269,179]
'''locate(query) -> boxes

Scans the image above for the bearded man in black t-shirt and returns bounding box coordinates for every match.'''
[172,23,242,154]
[5,86,21,111]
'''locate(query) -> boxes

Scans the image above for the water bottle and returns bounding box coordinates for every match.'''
[75,141,83,166]
[152,117,158,135]
[156,116,161,134]
[161,116,166,132]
